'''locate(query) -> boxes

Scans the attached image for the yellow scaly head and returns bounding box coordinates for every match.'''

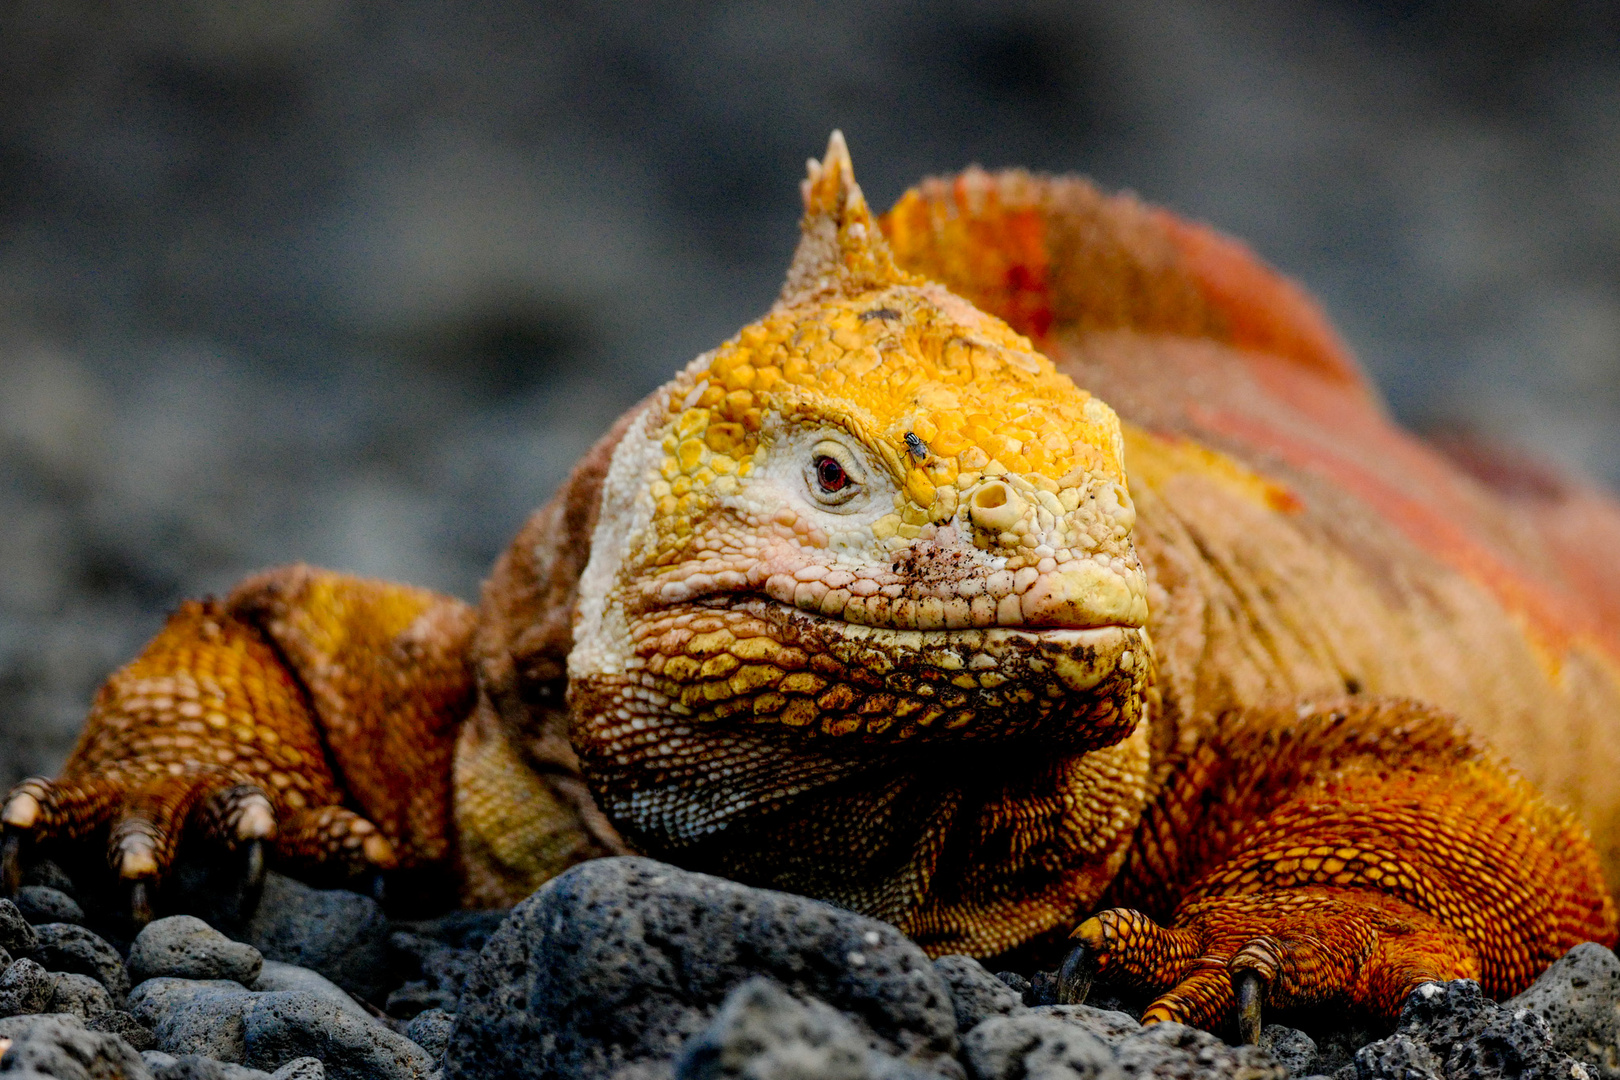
[569,134,1154,952]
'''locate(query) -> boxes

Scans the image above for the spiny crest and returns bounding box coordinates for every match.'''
[776,131,923,310]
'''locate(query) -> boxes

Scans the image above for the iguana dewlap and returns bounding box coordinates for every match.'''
[6,134,1620,1035]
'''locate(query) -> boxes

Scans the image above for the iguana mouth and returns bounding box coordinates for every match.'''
[616,596,1150,745]
[640,548,1150,634]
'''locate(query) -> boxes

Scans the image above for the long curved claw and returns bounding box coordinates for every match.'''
[1233,968,1264,1045]
[1058,923,1101,1005]
[129,880,153,930]
[242,838,267,894]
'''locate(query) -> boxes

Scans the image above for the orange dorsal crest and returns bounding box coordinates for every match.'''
[775,131,923,311]
[881,167,1373,398]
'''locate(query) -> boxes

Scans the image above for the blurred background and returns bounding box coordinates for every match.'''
[2,0,1617,784]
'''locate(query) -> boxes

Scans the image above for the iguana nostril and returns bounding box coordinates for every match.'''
[970,481,1025,532]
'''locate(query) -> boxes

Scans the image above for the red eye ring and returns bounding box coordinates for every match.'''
[814,455,850,493]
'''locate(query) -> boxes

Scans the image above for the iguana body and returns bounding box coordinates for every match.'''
[6,136,1619,1035]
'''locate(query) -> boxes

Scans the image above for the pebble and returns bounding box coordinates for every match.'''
[241,875,390,1003]
[269,1058,327,1080]
[130,916,264,986]
[0,1011,152,1080]
[30,922,132,1003]
[1258,1024,1318,1077]
[384,932,475,1019]
[13,886,84,927]
[128,977,256,1061]
[251,961,373,1023]
[674,976,941,1079]
[1508,942,1620,1078]
[0,958,56,1017]
[239,990,435,1080]
[403,1008,455,1062]
[0,898,40,956]
[446,856,961,1080]
[961,1010,1120,1080]
[1113,1021,1285,1079]
[932,955,1025,1035]
[1353,979,1590,1080]
[148,1053,272,1080]
[50,971,116,1020]
[139,1053,323,1080]
[88,1008,157,1051]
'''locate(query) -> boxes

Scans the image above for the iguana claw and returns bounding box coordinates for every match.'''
[1057,934,1097,1005]
[129,880,152,930]
[1233,968,1264,1045]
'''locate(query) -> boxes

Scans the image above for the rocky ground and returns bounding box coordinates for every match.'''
[0,856,1617,1079]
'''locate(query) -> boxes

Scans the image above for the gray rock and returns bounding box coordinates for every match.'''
[14,887,85,927]
[1509,942,1620,1077]
[994,973,1031,1001]
[88,1010,156,1052]
[240,990,435,1080]
[145,1052,180,1071]
[674,977,940,1080]
[1348,1032,1444,1080]
[393,910,510,953]
[0,958,56,1017]
[19,863,77,898]
[962,1011,1122,1080]
[240,876,389,1003]
[445,857,961,1080]
[1112,1022,1285,1079]
[0,1011,152,1080]
[383,934,475,1019]
[0,945,12,974]
[933,956,1025,1034]
[51,972,116,1021]
[30,923,131,1004]
[1351,979,1591,1080]
[128,978,255,1062]
[1259,1026,1319,1078]
[382,982,454,1021]
[267,1058,325,1080]
[127,980,253,1027]
[250,961,373,1024]
[130,918,264,987]
[148,1054,275,1080]
[0,900,40,956]
[403,1009,454,1061]
[1029,1006,1142,1045]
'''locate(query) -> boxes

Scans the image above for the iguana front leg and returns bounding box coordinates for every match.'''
[1,566,476,918]
[1062,696,1617,1038]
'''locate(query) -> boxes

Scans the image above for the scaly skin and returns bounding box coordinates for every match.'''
[5,134,1619,1036]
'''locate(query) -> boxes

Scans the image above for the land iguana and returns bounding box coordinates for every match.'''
[5,133,1620,1039]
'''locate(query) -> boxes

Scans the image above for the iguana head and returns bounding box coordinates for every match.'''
[569,134,1153,956]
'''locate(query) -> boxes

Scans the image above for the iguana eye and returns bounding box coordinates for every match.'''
[815,456,849,493]
[804,440,865,509]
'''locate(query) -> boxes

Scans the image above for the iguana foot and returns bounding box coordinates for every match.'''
[1058,889,1479,1040]
[0,598,401,923]
[2,768,395,925]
